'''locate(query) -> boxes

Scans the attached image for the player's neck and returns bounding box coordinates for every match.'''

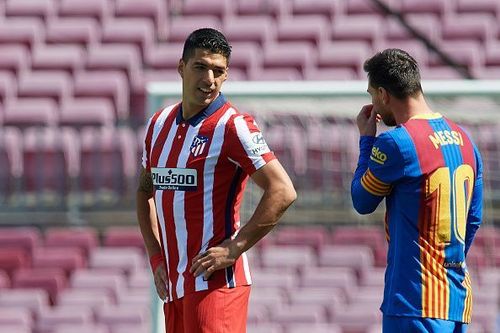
[181,103,203,121]
[395,95,433,124]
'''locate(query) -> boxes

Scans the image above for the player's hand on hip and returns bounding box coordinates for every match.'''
[356,104,379,137]
[153,264,168,301]
[190,239,239,280]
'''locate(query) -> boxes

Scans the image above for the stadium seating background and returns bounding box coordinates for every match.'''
[0,0,499,332]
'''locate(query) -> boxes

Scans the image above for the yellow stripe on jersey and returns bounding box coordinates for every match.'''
[421,229,450,320]
[462,271,473,323]
[361,169,391,196]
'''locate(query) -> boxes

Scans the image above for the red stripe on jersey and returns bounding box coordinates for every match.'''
[151,106,179,168]
[144,111,162,171]
[404,118,447,318]
[182,104,231,295]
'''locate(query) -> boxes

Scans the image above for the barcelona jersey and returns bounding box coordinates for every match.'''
[351,113,483,323]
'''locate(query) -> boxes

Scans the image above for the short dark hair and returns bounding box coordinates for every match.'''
[182,28,231,64]
[363,48,422,99]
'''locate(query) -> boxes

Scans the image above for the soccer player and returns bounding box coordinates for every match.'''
[136,28,296,333]
[351,49,483,333]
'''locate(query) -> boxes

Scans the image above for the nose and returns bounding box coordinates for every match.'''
[203,69,215,85]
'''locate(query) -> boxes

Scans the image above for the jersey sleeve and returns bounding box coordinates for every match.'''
[465,144,483,256]
[141,113,157,172]
[351,132,405,214]
[225,114,276,175]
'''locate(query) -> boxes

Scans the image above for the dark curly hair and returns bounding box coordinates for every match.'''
[363,48,422,99]
[182,28,232,64]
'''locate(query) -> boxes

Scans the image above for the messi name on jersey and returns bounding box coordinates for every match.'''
[151,167,197,191]
[428,130,464,149]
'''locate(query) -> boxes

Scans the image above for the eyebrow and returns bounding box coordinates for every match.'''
[192,60,226,71]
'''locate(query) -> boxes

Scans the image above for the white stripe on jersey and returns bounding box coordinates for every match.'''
[152,109,178,302]
[141,116,153,169]
[196,107,237,291]
[233,115,270,170]
[174,124,201,299]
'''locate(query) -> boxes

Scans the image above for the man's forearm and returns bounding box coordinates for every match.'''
[231,183,296,256]
[136,190,162,258]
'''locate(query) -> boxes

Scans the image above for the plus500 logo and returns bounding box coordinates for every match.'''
[151,167,197,191]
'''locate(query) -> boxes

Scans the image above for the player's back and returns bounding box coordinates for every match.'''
[380,113,481,323]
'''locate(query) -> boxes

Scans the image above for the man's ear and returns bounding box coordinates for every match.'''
[379,87,390,105]
[178,59,184,78]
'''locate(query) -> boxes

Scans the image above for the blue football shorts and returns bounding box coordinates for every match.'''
[383,315,467,333]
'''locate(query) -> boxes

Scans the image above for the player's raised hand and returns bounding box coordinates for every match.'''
[153,264,168,301]
[190,239,239,280]
[356,104,379,137]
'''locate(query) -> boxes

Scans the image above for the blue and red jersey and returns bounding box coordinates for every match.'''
[351,113,483,323]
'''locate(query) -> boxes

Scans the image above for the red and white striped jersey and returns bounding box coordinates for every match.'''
[142,94,275,302]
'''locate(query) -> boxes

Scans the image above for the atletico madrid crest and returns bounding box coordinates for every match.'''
[190,135,209,157]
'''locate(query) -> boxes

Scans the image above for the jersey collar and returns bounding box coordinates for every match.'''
[409,112,442,120]
[176,93,227,126]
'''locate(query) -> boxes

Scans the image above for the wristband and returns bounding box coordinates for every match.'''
[149,253,164,273]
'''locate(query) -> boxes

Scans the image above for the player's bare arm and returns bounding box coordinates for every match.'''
[190,159,297,279]
[136,167,167,299]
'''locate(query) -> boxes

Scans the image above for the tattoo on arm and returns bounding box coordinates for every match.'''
[138,168,154,194]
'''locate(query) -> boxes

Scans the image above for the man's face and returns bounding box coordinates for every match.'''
[367,83,397,127]
[178,48,228,111]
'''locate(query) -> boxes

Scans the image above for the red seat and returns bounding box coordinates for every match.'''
[272,304,327,324]
[263,42,314,72]
[96,305,149,327]
[17,70,72,103]
[0,270,10,288]
[58,0,112,22]
[331,15,382,46]
[100,18,155,59]
[59,98,115,127]
[292,0,339,18]
[0,72,17,104]
[22,127,80,200]
[286,323,343,333]
[0,288,50,318]
[103,226,145,250]
[145,43,184,71]
[237,0,287,18]
[57,289,113,308]
[73,71,130,120]
[276,16,329,46]
[31,45,85,73]
[0,45,30,75]
[70,269,127,302]
[89,247,144,275]
[13,268,67,304]
[114,0,168,41]
[36,306,94,333]
[317,41,372,77]
[181,0,233,20]
[79,127,137,199]
[274,226,329,252]
[0,226,41,256]
[0,249,30,278]
[0,17,44,49]
[44,227,99,257]
[45,18,99,46]
[53,324,111,333]
[331,304,381,333]
[4,98,58,128]
[32,247,86,276]
[167,16,221,43]
[5,0,56,21]
[0,127,23,200]
[401,0,450,16]
[224,16,275,46]
[0,308,32,328]
[261,245,316,270]
[441,14,495,43]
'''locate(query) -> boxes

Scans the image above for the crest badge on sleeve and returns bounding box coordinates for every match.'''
[190,135,209,157]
